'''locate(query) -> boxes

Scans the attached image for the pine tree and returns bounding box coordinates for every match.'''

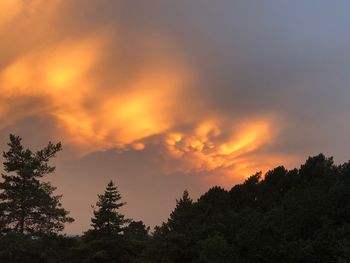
[168,190,193,232]
[158,190,197,263]
[82,181,130,263]
[90,181,127,236]
[0,134,74,235]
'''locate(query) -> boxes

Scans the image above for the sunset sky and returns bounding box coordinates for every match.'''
[1,0,350,234]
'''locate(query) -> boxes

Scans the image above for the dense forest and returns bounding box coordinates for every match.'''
[1,135,350,262]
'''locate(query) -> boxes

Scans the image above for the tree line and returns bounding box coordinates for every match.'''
[1,134,350,262]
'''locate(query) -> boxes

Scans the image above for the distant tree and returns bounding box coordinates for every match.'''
[3,150,350,262]
[299,153,335,179]
[124,221,150,262]
[83,181,130,263]
[0,134,73,235]
[89,180,127,237]
[146,223,170,263]
[124,220,149,242]
[168,190,194,232]
[258,166,290,209]
[195,187,233,239]
[148,154,350,263]
[230,172,262,210]
[156,190,197,263]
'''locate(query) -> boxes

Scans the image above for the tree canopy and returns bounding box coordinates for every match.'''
[1,139,350,263]
[147,154,350,263]
[89,180,127,237]
[0,134,73,235]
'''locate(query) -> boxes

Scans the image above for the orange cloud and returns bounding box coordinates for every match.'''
[0,0,22,29]
[163,118,275,179]
[0,30,190,152]
[2,37,101,95]
[0,36,104,135]
[0,0,284,181]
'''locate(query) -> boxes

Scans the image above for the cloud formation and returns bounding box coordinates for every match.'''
[0,0,282,180]
[2,0,350,233]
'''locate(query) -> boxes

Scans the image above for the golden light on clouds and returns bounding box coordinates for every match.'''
[2,37,102,96]
[163,119,274,179]
[0,0,61,34]
[0,28,189,152]
[0,0,283,181]
[0,0,22,28]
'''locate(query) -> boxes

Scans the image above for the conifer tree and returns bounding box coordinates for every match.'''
[0,134,73,235]
[168,190,193,232]
[90,181,127,236]
[157,190,197,263]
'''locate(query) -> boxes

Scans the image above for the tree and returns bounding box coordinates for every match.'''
[90,181,127,237]
[124,221,150,262]
[124,220,149,242]
[300,153,335,179]
[0,134,73,235]
[196,234,231,263]
[83,181,129,263]
[157,190,197,263]
[168,190,194,232]
[0,232,80,263]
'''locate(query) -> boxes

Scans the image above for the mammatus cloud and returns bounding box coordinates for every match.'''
[161,119,277,180]
[6,0,350,234]
[0,0,287,182]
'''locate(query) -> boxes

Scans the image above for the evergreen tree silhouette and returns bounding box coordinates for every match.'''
[90,180,127,236]
[152,190,197,263]
[0,134,73,235]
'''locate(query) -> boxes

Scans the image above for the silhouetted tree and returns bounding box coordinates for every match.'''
[82,181,130,263]
[89,180,127,237]
[0,134,73,235]
[299,153,335,179]
[230,172,262,211]
[195,186,232,237]
[124,221,150,262]
[0,232,80,263]
[196,234,231,263]
[150,190,197,263]
[147,154,350,263]
[3,151,350,263]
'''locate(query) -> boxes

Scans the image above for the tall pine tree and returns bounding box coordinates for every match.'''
[82,181,130,263]
[90,181,127,236]
[151,190,197,263]
[0,134,73,235]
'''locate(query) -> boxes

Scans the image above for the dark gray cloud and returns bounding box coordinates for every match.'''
[62,0,350,123]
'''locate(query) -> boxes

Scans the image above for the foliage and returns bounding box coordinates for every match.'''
[2,146,350,262]
[145,154,350,262]
[0,232,79,263]
[81,181,144,263]
[0,134,73,235]
[88,180,127,237]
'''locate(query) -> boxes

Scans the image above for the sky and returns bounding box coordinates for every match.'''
[1,0,350,234]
